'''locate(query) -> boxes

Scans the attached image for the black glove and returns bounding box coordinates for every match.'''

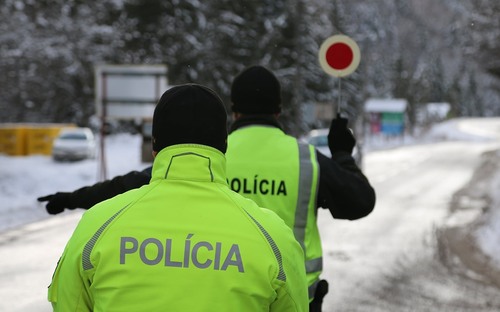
[328,115,356,154]
[37,192,73,215]
[309,279,329,312]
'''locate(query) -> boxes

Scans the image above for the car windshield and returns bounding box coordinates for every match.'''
[309,135,328,147]
[59,133,87,140]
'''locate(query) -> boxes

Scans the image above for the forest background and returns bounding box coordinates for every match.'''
[1,0,499,136]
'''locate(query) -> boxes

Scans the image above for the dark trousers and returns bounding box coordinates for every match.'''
[309,280,329,312]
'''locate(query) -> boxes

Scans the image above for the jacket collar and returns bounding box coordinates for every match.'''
[150,144,227,185]
[229,115,283,133]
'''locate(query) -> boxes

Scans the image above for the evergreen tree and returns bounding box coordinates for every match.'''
[1,0,499,126]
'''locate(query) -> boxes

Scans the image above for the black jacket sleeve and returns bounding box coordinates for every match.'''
[316,151,376,220]
[67,166,152,209]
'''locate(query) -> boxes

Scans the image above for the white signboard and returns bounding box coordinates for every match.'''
[95,65,169,120]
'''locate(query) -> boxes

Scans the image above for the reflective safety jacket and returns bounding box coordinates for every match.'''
[48,144,308,312]
[226,125,321,300]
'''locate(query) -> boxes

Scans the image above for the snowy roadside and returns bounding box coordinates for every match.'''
[0,133,148,233]
[424,118,500,285]
[439,148,500,287]
[363,117,500,286]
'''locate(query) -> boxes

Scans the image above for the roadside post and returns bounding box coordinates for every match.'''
[94,65,168,180]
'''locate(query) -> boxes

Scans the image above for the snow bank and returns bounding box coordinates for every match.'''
[0,133,146,232]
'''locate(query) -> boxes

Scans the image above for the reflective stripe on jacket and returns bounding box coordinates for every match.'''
[226,126,321,300]
[48,144,308,312]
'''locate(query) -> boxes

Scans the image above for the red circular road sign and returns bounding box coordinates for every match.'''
[319,35,360,77]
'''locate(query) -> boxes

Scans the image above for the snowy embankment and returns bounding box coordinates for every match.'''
[0,133,147,233]
[476,168,500,268]
[423,118,500,275]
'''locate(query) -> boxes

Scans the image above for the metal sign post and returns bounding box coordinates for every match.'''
[94,64,169,181]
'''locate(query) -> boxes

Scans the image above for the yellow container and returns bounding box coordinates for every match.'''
[0,123,76,156]
[0,126,27,156]
[26,127,54,155]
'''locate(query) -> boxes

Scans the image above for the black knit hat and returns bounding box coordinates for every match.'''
[152,84,228,153]
[230,65,282,114]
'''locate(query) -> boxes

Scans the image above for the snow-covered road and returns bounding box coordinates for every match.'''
[1,118,499,311]
[319,118,500,311]
[0,211,82,312]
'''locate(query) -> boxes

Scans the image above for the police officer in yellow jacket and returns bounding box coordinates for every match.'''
[48,84,308,311]
[226,66,376,311]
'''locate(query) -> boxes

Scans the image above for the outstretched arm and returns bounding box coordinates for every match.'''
[38,166,152,214]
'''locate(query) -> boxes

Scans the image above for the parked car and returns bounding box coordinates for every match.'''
[303,128,363,167]
[52,127,96,161]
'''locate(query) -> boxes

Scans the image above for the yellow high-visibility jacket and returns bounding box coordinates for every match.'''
[226,125,321,300]
[48,144,308,312]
